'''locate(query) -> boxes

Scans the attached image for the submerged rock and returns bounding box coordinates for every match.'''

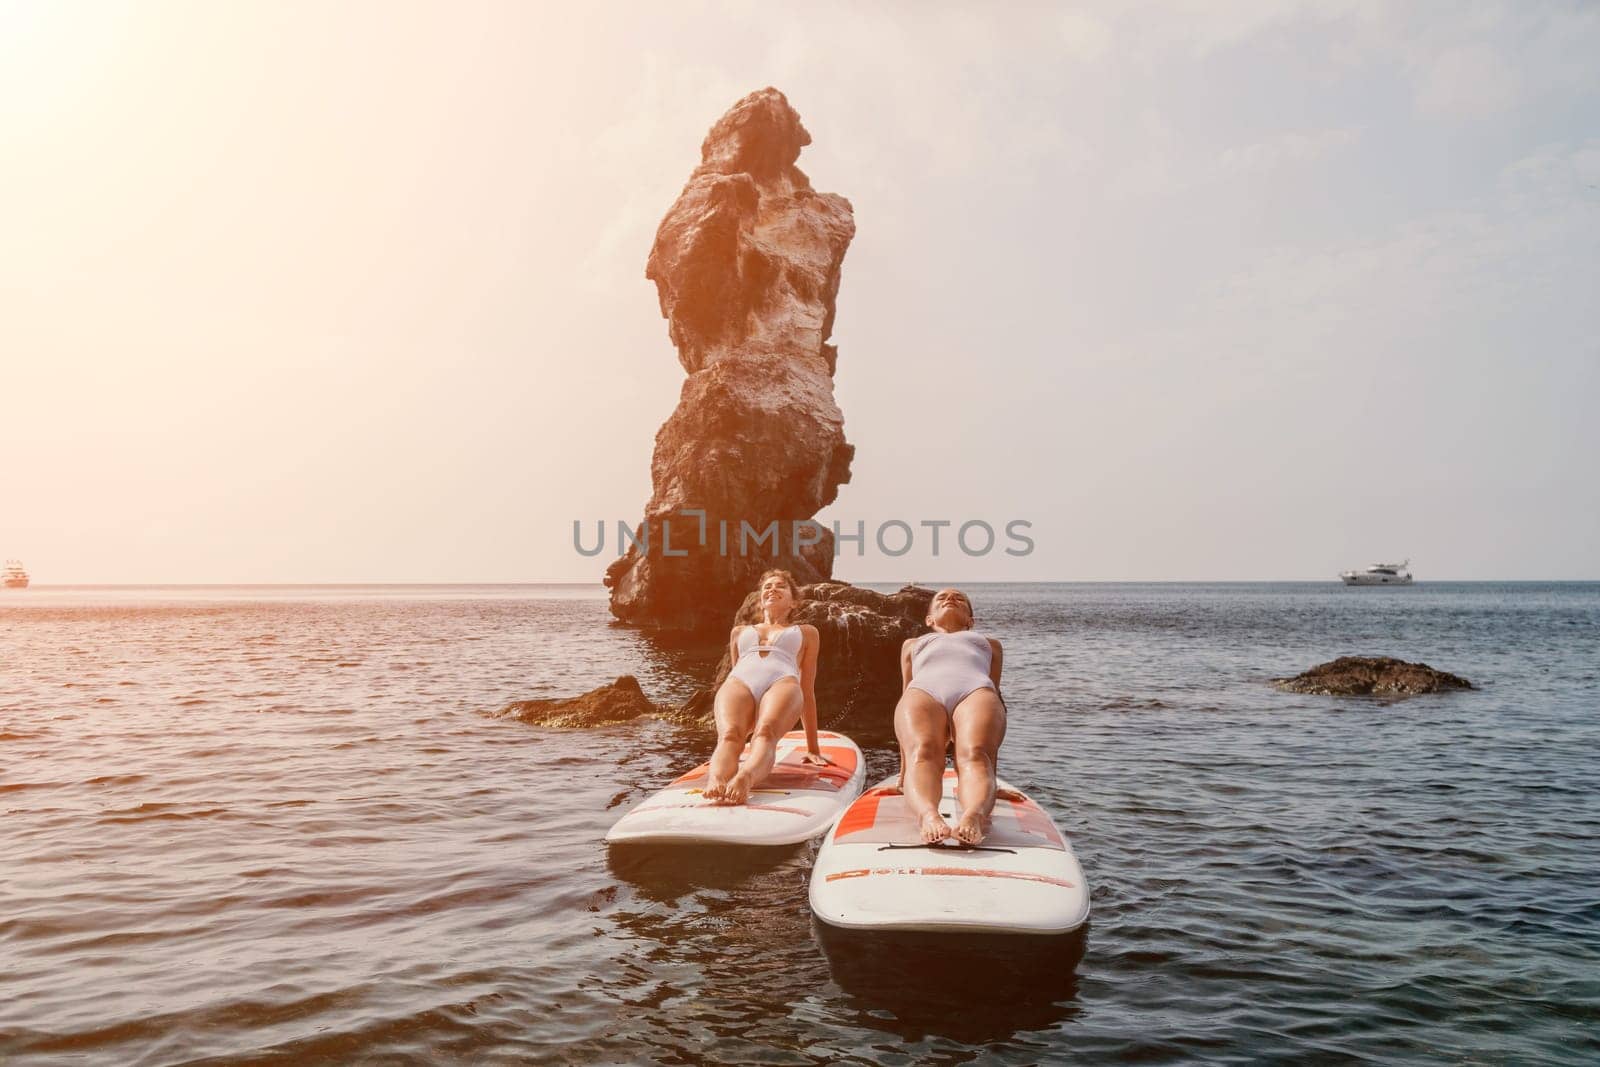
[1273,657,1473,697]
[677,583,934,725]
[496,675,661,728]
[604,87,857,633]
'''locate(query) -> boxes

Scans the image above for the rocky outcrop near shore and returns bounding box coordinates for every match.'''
[604,87,857,633]
[1273,657,1474,697]
[495,675,661,727]
[678,583,934,723]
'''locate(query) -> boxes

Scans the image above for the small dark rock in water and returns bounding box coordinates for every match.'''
[677,581,934,723]
[1273,657,1473,697]
[496,675,660,727]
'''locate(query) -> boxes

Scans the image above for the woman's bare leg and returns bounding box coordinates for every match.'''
[704,679,757,800]
[720,679,802,805]
[894,688,952,843]
[950,689,1007,844]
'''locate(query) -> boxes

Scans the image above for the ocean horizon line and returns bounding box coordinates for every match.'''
[9,577,1600,588]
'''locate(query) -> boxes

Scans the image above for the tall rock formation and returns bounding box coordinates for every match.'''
[605,88,856,632]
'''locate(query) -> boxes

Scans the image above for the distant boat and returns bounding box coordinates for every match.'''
[1339,559,1412,586]
[3,559,28,589]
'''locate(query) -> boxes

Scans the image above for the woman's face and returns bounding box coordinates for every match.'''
[759,574,796,621]
[927,588,974,631]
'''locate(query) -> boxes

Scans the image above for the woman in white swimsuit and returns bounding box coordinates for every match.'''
[703,569,825,805]
[894,588,1006,844]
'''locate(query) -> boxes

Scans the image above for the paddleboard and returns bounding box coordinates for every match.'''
[809,770,1089,934]
[604,730,865,846]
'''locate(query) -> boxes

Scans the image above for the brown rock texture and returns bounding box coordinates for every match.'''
[495,675,660,728]
[677,583,934,724]
[1273,656,1474,697]
[604,87,856,633]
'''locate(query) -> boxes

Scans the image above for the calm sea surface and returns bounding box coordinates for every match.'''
[3,582,1598,1065]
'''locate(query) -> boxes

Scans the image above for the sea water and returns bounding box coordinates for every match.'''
[3,582,1597,1064]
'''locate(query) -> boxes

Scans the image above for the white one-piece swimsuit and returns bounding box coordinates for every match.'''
[906,630,997,716]
[728,625,803,702]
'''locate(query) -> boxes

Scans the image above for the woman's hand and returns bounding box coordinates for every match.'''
[800,751,832,766]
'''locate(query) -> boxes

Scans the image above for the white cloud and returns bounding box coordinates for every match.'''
[1413,44,1520,121]
[1215,126,1361,176]
[1057,9,1112,63]
[1183,138,1600,390]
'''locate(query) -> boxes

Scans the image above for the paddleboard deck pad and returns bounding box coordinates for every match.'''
[605,731,865,846]
[809,771,1089,934]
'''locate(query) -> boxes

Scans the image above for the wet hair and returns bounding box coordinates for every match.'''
[757,568,803,620]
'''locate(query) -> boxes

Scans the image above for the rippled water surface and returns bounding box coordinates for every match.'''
[3,582,1598,1064]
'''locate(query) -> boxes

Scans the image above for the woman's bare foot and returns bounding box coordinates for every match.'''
[918,811,953,843]
[718,771,753,805]
[952,809,989,845]
[701,776,727,802]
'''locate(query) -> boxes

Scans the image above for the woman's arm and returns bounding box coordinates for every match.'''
[799,624,822,757]
[893,637,918,792]
[988,638,1004,700]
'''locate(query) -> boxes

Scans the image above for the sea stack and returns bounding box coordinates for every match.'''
[605,88,856,633]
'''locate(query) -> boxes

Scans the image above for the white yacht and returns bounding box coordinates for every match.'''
[1339,560,1412,586]
[3,559,28,589]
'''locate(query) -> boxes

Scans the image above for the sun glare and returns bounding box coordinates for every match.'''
[0,2,129,128]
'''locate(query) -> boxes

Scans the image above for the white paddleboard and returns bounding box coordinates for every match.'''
[605,730,865,846]
[809,770,1089,934]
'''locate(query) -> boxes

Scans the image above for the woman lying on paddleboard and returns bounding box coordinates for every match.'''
[703,569,826,805]
[895,588,1007,844]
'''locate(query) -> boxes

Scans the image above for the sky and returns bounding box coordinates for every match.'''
[2,0,1597,582]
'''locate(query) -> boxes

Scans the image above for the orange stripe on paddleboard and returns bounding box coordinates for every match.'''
[823,866,1076,888]
[833,790,887,838]
[674,744,858,788]
[672,765,710,786]
[775,746,858,780]
[1004,796,1065,846]
[822,745,860,774]
[797,745,859,777]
